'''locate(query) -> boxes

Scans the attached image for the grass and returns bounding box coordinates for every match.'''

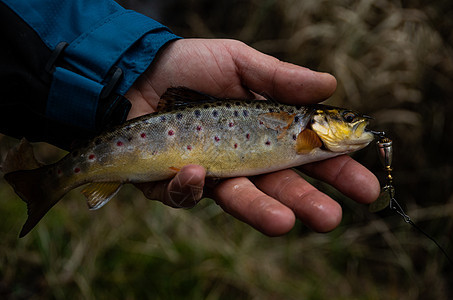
[2,0,453,299]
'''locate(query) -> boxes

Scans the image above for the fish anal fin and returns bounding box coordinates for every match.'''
[296,129,323,154]
[258,112,295,139]
[81,182,122,210]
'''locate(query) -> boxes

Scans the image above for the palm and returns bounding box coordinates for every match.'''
[125,39,380,236]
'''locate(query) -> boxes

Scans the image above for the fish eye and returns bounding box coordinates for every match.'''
[343,111,358,123]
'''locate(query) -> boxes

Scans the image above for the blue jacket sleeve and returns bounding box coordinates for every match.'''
[0,0,180,148]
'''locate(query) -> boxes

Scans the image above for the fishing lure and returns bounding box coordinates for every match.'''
[369,131,452,264]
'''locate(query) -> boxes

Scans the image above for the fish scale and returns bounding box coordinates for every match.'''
[4,87,375,237]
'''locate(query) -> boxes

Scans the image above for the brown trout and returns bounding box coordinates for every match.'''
[4,87,374,237]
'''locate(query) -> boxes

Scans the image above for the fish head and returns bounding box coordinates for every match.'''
[309,106,374,153]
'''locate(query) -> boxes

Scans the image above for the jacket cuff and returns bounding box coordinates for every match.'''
[45,10,180,131]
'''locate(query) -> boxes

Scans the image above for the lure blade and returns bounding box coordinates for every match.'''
[369,185,394,213]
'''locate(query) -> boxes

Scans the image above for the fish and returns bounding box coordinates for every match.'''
[4,87,375,237]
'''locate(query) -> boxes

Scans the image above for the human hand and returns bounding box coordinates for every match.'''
[125,39,380,236]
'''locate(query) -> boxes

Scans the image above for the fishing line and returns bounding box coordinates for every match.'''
[369,131,452,265]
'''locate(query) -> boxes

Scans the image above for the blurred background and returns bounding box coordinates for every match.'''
[1,0,452,299]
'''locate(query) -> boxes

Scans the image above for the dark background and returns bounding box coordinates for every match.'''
[1,0,452,299]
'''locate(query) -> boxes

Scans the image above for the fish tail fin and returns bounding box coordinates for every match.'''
[4,167,67,237]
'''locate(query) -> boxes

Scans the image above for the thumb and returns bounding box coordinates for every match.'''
[135,164,206,208]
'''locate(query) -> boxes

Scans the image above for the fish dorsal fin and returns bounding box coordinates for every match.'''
[295,129,323,154]
[81,182,123,210]
[158,87,221,111]
[258,91,279,104]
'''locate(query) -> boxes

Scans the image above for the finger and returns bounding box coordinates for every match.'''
[136,164,206,208]
[228,40,337,103]
[300,155,381,204]
[213,177,296,236]
[252,169,343,232]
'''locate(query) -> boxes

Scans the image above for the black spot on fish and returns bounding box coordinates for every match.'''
[225,103,231,108]
[293,134,297,140]
[160,116,166,122]
[128,136,133,142]
[243,110,249,117]
[176,113,183,120]
[256,104,262,109]
[213,110,219,117]
[95,138,102,145]
[269,108,274,113]
[204,104,210,109]
[245,100,252,104]
[294,116,299,123]
[234,111,239,117]
[235,101,241,106]
[194,110,201,118]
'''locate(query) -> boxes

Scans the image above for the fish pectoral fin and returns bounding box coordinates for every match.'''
[82,182,123,210]
[296,129,323,154]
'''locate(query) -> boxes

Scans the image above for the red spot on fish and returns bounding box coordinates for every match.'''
[187,145,192,150]
[214,136,220,142]
[246,133,250,140]
[168,130,174,136]
[234,143,238,149]
[88,154,95,160]
[196,125,202,131]
[265,141,271,146]
[229,122,234,127]
[259,121,264,125]
[140,133,146,138]
[117,141,123,146]
[74,167,81,173]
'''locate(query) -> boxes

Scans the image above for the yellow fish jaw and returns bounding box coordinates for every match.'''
[310,108,374,153]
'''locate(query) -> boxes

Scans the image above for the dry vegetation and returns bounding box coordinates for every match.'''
[1,0,452,299]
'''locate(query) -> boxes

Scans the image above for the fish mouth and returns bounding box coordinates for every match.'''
[346,120,375,146]
[353,120,369,137]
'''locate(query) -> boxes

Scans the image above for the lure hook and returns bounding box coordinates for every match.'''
[369,130,453,264]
